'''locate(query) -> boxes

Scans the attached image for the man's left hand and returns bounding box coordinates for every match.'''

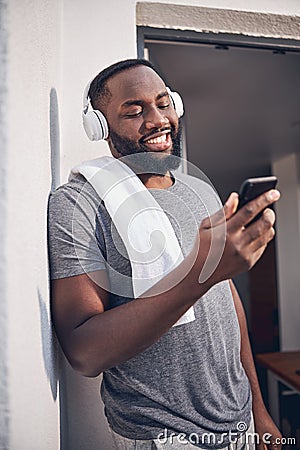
[254,410,282,450]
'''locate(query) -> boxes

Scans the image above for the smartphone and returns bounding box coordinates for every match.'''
[237,176,278,224]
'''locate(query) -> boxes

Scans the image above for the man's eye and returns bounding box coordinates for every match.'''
[158,103,170,110]
[125,110,142,118]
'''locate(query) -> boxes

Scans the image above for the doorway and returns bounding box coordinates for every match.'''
[138,26,300,355]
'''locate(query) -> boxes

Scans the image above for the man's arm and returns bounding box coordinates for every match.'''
[51,190,279,378]
[229,280,282,450]
[52,267,206,377]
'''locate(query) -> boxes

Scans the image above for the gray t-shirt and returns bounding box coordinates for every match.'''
[48,171,252,448]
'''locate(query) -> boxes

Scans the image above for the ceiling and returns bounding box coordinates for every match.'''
[147,40,300,199]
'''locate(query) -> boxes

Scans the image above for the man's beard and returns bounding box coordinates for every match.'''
[109,122,183,176]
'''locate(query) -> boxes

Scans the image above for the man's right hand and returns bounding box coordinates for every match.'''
[186,188,280,296]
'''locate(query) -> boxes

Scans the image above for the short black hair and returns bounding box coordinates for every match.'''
[88,58,159,110]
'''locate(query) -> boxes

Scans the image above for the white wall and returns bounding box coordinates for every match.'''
[60,0,137,182]
[0,0,9,447]
[3,0,62,448]
[1,1,299,449]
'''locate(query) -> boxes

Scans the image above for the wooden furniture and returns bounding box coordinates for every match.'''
[256,351,300,426]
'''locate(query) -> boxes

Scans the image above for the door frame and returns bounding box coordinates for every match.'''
[137,26,300,59]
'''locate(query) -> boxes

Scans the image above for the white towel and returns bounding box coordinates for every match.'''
[70,156,195,327]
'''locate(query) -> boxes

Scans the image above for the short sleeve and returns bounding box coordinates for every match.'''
[48,181,106,280]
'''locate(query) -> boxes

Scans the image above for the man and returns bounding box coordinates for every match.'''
[48,59,282,449]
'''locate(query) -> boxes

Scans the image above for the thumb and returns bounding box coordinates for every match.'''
[202,192,239,229]
[224,192,239,219]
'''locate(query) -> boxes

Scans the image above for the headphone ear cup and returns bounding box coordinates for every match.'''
[170,91,184,118]
[82,110,109,141]
[166,87,184,118]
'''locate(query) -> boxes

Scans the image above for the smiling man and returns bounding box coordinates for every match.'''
[89,61,182,180]
[48,59,282,449]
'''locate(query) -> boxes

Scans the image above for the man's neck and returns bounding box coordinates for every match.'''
[138,172,174,189]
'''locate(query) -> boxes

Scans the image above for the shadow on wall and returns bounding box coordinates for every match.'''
[49,88,60,192]
[37,288,59,400]
[35,87,62,402]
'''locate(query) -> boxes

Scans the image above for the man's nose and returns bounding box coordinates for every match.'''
[144,107,169,130]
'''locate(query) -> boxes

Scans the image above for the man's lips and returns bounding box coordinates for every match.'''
[140,127,171,143]
[140,128,172,151]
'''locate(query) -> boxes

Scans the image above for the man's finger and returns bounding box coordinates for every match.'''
[257,442,267,450]
[230,189,280,231]
[241,209,275,245]
[269,441,282,450]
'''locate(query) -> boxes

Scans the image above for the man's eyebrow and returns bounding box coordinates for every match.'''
[121,91,169,108]
[156,91,169,100]
[121,99,143,108]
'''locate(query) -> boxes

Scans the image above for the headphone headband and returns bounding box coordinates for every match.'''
[82,81,91,114]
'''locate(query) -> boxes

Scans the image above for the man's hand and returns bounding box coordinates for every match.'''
[187,188,280,294]
[254,408,283,450]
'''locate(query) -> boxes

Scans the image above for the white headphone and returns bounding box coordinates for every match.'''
[82,81,184,141]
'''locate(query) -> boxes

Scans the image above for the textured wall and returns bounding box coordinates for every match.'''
[138,0,300,15]
[137,2,300,38]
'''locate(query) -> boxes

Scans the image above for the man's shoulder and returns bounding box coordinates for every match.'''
[49,175,100,209]
[50,175,85,196]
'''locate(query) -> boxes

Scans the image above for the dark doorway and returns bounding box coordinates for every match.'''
[138,27,300,355]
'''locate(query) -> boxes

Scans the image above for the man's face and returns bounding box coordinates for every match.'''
[103,65,181,174]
